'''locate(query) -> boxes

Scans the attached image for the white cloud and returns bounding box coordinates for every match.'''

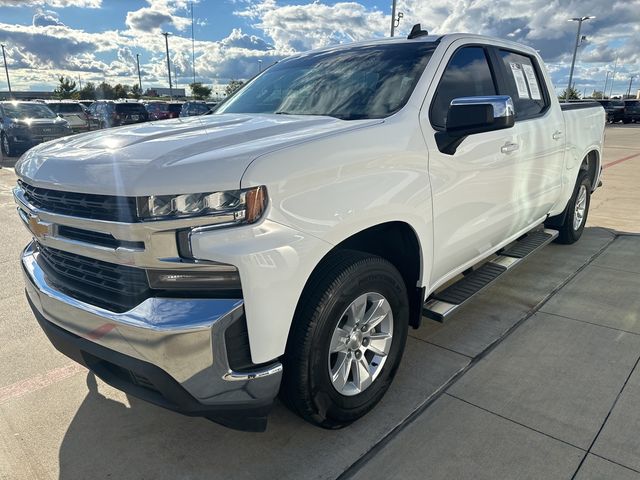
[32,10,64,27]
[0,0,101,7]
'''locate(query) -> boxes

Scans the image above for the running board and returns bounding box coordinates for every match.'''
[422,229,559,322]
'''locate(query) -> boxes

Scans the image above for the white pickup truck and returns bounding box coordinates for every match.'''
[14,27,605,431]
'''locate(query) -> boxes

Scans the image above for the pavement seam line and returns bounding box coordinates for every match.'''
[586,263,640,276]
[570,353,640,480]
[444,393,587,452]
[540,311,640,337]
[588,453,640,475]
[407,333,473,359]
[337,232,618,480]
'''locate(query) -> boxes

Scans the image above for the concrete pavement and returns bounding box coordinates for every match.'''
[0,125,639,479]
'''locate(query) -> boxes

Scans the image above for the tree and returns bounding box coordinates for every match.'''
[113,83,130,99]
[190,82,212,100]
[590,90,605,99]
[54,76,77,99]
[225,80,244,97]
[78,82,97,100]
[559,86,580,100]
[96,82,115,100]
[130,84,142,99]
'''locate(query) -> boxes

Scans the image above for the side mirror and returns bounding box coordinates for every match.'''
[436,95,515,154]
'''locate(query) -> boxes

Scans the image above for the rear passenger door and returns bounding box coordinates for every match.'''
[492,48,564,222]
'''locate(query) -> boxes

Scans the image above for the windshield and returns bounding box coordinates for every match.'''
[216,42,435,120]
[2,103,57,119]
[115,103,146,112]
[48,103,83,113]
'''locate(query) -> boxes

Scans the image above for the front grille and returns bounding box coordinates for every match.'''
[57,225,145,250]
[37,246,150,312]
[19,181,139,222]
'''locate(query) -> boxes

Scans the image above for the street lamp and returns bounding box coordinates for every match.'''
[1,44,11,97]
[566,16,594,98]
[628,75,638,99]
[161,32,173,100]
[602,70,611,99]
[136,53,142,92]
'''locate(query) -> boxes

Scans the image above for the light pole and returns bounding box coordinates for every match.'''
[136,53,142,92]
[258,60,262,73]
[190,1,196,85]
[609,58,618,98]
[1,44,11,97]
[566,16,594,98]
[602,70,610,99]
[627,75,637,99]
[390,0,397,37]
[162,32,173,99]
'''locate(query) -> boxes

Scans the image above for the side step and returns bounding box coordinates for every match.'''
[422,229,559,322]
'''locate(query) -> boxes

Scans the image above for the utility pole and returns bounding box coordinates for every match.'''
[566,16,594,98]
[603,71,610,98]
[258,59,262,73]
[609,58,618,98]
[190,1,196,85]
[136,53,142,92]
[1,44,11,97]
[390,0,397,37]
[78,74,82,90]
[162,32,173,100]
[628,75,637,99]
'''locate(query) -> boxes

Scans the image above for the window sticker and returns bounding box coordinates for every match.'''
[509,62,530,99]
[522,64,542,100]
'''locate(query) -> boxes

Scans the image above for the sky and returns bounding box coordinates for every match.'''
[0,0,638,98]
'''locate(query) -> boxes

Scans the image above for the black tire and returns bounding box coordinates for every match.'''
[1,132,14,157]
[280,250,409,429]
[549,170,591,244]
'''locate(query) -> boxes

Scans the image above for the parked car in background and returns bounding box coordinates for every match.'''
[46,101,91,133]
[145,101,183,120]
[206,102,218,112]
[180,101,210,117]
[595,99,625,123]
[623,99,640,123]
[1,101,72,156]
[78,100,94,109]
[88,100,149,129]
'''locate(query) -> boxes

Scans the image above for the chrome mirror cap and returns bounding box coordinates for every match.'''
[450,95,514,119]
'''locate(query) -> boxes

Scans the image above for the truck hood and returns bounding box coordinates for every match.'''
[16,113,380,196]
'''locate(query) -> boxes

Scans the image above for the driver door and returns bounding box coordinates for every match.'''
[421,45,521,284]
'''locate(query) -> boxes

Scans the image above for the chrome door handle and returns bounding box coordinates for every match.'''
[552,131,563,140]
[500,142,519,154]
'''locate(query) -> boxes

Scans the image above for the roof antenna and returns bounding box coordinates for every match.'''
[407,23,429,39]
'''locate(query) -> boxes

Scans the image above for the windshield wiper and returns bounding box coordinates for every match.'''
[274,111,344,119]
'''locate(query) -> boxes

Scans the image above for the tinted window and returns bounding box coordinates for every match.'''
[217,43,435,120]
[115,103,146,113]
[498,50,547,120]
[168,104,182,112]
[48,103,83,113]
[430,47,496,129]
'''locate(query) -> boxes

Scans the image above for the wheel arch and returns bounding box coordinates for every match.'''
[292,221,426,332]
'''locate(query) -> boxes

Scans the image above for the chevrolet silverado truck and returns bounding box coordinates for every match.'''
[14,28,605,432]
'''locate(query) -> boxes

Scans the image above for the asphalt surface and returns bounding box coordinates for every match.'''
[0,124,639,480]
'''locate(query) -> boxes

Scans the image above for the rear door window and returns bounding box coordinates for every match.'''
[497,50,548,120]
[430,47,497,130]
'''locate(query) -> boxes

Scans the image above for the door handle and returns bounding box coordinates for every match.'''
[500,142,519,154]
[552,130,563,140]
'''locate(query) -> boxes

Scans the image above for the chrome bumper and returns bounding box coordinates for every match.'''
[21,242,282,407]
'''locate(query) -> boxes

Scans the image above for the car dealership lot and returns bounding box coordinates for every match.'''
[1,125,639,480]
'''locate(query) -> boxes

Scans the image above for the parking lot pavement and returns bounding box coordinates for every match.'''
[0,125,639,480]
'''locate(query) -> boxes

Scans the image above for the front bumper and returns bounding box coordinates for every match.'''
[22,242,282,431]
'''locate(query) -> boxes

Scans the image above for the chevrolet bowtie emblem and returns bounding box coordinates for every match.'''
[27,214,53,239]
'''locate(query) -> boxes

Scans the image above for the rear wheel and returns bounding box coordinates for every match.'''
[550,170,591,244]
[280,250,409,428]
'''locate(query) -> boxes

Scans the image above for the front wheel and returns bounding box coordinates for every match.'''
[549,170,591,244]
[1,133,15,157]
[280,250,409,429]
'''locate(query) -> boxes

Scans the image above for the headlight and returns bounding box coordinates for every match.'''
[136,185,267,225]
